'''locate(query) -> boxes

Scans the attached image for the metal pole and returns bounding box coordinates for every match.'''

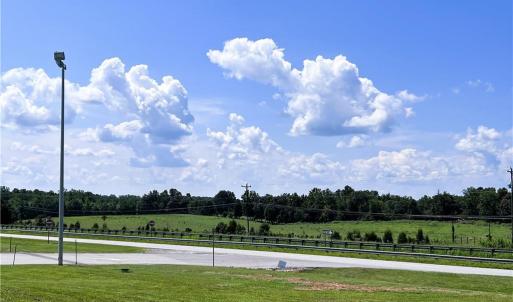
[12,245,16,266]
[508,167,513,244]
[58,65,65,266]
[212,230,215,267]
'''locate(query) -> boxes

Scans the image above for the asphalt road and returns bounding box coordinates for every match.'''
[1,233,512,277]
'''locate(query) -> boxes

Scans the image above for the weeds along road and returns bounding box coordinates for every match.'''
[1,233,512,277]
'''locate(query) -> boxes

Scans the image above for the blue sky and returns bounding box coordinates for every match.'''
[1,0,512,197]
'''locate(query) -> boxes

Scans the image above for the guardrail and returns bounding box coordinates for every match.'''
[2,225,513,264]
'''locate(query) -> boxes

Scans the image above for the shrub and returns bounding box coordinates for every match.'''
[424,235,430,244]
[383,230,393,243]
[226,220,238,234]
[185,227,192,232]
[74,221,81,229]
[331,231,341,240]
[397,232,408,244]
[364,231,381,242]
[258,223,271,236]
[102,223,108,231]
[92,223,99,229]
[346,230,361,241]
[416,229,424,243]
[215,222,227,234]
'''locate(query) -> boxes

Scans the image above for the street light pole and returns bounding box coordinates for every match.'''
[54,51,66,266]
[508,167,513,245]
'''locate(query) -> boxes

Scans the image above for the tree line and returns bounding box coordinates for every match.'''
[1,185,511,224]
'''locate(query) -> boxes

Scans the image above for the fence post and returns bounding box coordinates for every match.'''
[212,230,215,267]
[75,240,78,265]
[12,245,17,266]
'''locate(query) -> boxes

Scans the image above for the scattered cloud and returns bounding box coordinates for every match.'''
[336,135,369,148]
[451,79,495,95]
[467,79,494,93]
[208,37,420,136]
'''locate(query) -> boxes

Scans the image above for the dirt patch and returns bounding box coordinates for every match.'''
[286,277,411,292]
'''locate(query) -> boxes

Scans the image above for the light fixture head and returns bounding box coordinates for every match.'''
[54,51,66,68]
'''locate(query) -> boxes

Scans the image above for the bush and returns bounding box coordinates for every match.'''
[226,220,238,234]
[74,221,80,229]
[397,232,408,244]
[383,230,393,243]
[258,223,271,236]
[102,223,108,231]
[92,223,99,229]
[214,222,227,233]
[364,231,381,242]
[416,229,424,243]
[331,231,341,240]
[185,227,192,232]
[346,230,361,241]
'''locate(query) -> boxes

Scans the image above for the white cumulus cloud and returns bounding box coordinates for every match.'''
[208,37,419,136]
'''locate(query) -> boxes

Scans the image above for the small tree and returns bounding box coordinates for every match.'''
[101,215,107,222]
[424,235,430,244]
[92,223,99,230]
[416,229,424,243]
[226,220,238,234]
[398,232,408,244]
[258,223,270,236]
[364,231,380,242]
[331,231,341,240]
[75,221,81,230]
[215,222,227,234]
[346,230,361,241]
[383,230,393,243]
[102,223,108,231]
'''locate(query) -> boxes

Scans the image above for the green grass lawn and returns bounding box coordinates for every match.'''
[1,265,511,302]
[0,237,144,253]
[59,213,510,246]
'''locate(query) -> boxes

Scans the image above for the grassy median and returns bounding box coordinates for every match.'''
[0,237,144,253]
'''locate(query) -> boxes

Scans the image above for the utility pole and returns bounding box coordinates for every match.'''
[241,183,251,235]
[508,167,513,244]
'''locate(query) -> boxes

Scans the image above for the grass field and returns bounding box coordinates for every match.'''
[59,214,510,246]
[0,237,144,253]
[1,265,512,302]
